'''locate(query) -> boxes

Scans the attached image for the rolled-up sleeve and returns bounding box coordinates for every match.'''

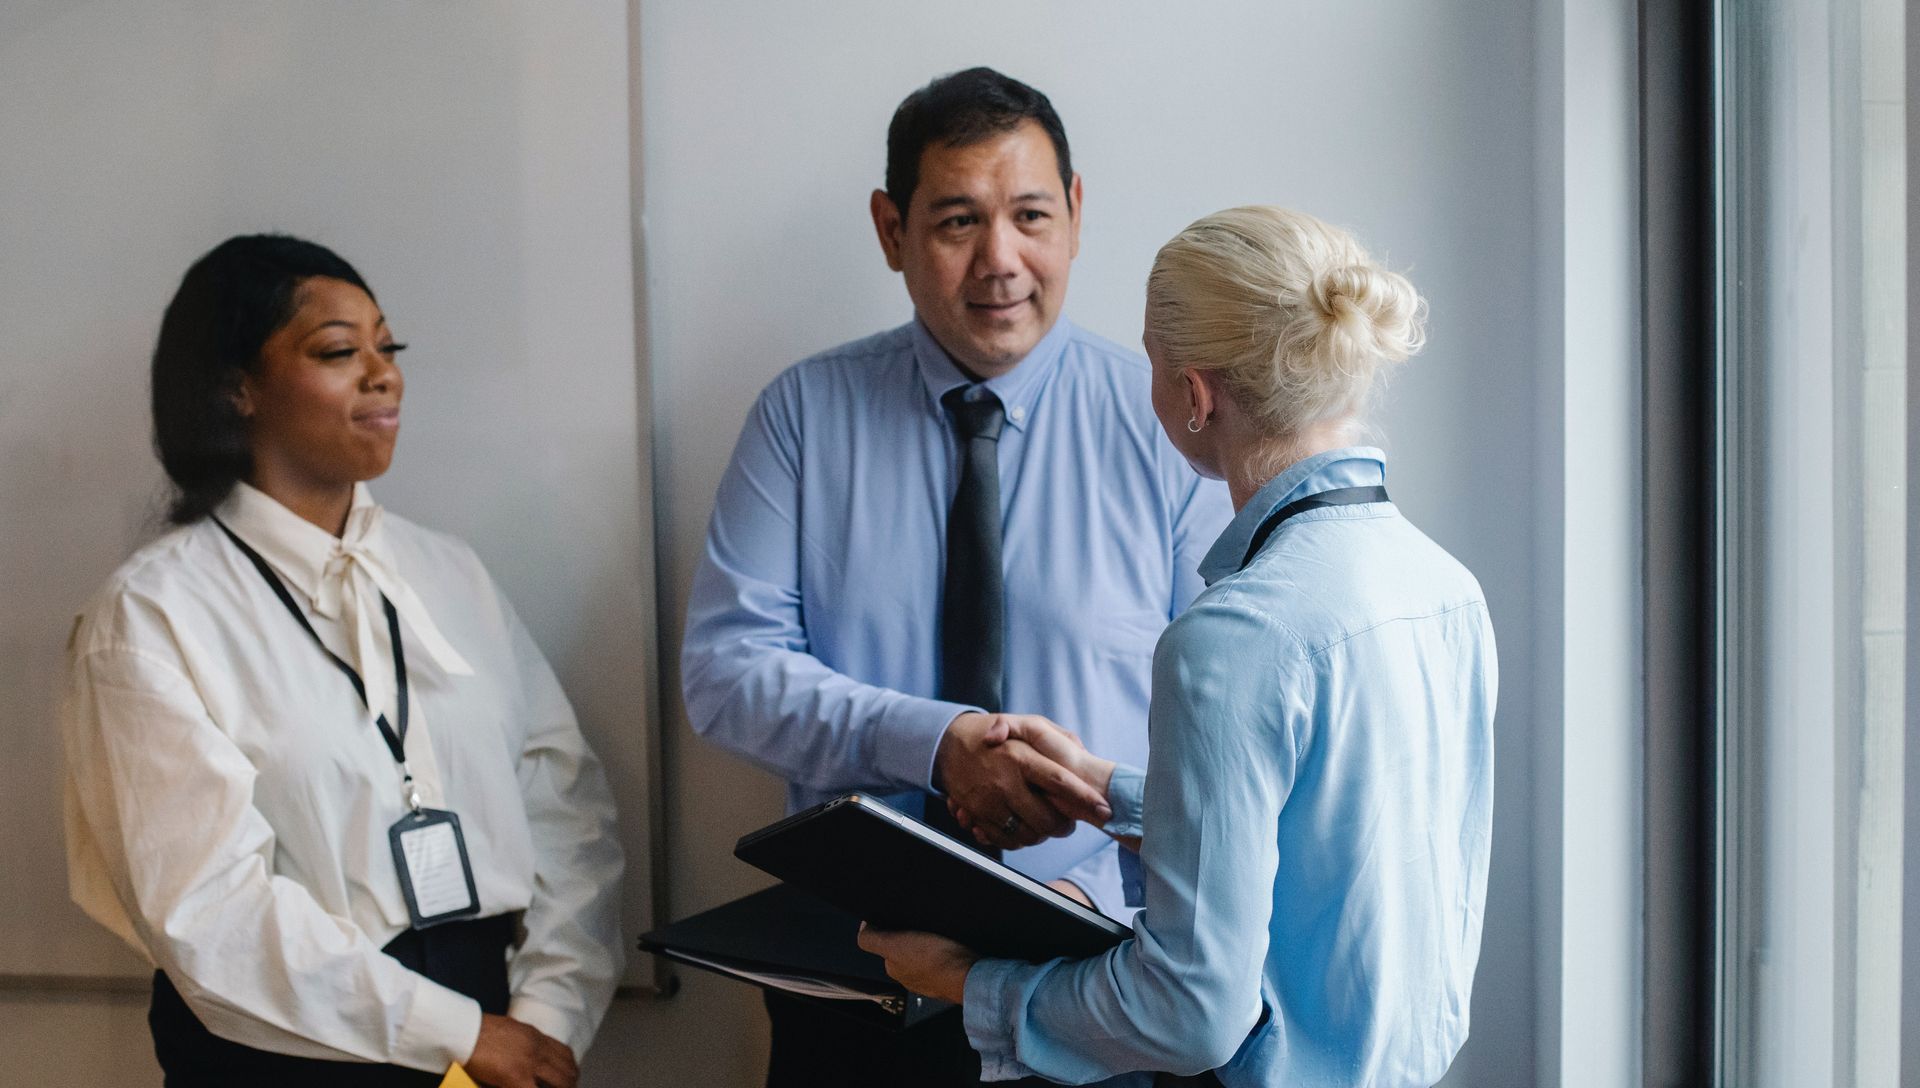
[962,601,1299,1082]
[1104,765,1147,839]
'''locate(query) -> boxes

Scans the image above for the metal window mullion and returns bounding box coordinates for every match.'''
[1640,2,1721,1084]
[1711,0,1769,1081]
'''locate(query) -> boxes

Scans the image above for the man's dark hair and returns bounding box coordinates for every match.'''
[884,67,1072,219]
[151,233,374,524]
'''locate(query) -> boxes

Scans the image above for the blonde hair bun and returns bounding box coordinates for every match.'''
[1307,263,1426,365]
[1148,206,1427,439]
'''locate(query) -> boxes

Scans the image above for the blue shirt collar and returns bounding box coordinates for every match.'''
[911,314,1072,433]
[1198,446,1389,584]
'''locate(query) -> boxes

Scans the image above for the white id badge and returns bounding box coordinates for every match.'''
[388,808,481,928]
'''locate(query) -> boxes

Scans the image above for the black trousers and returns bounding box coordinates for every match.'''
[765,989,1020,1088]
[763,990,1223,1088]
[149,914,516,1088]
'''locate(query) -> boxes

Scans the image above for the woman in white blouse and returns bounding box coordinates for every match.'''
[61,234,624,1088]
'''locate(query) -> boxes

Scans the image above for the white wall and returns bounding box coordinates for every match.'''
[0,1,670,1082]
[1901,8,1920,1082]
[1530,0,1645,1085]
[0,1,1631,1084]
[638,2,1542,1083]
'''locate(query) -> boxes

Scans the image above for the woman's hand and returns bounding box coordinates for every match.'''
[465,1013,579,1088]
[856,923,979,1005]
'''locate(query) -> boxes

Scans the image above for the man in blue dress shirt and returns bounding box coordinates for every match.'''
[680,67,1231,1086]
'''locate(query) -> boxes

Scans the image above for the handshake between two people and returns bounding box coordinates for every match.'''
[859,713,1128,999]
[931,711,1125,854]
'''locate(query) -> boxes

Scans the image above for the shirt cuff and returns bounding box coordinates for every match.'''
[963,958,1045,1082]
[508,996,577,1056]
[396,976,484,1074]
[1106,763,1147,838]
[875,699,981,792]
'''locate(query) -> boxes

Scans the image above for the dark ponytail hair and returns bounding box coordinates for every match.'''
[151,234,374,523]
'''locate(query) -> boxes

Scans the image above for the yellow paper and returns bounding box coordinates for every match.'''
[439,1062,480,1088]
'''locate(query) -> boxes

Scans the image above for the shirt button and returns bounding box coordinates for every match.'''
[1010,406,1026,423]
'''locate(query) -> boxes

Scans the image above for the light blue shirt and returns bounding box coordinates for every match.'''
[681,317,1232,912]
[964,448,1498,1086]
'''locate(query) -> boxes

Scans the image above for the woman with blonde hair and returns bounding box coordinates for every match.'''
[862,206,1497,1087]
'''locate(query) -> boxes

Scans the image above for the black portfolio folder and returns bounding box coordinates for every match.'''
[734,793,1132,962]
[638,882,953,1029]
[640,794,1133,1030]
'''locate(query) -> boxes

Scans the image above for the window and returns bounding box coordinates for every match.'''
[1716,0,1907,1083]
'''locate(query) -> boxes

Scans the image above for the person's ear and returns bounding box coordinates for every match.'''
[1066,173,1083,260]
[1184,367,1216,426]
[230,372,256,419]
[870,189,906,272]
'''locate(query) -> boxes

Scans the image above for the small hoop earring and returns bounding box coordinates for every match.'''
[1187,416,1203,434]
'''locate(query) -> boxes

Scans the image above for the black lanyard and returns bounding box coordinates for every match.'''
[213,518,412,770]
[1241,485,1390,569]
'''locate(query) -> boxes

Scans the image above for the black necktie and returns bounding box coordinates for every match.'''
[939,386,1006,712]
[928,386,1006,850]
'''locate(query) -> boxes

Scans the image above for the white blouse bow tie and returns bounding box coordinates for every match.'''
[312,505,474,721]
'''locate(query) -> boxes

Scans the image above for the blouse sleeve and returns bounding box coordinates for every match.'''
[498,595,626,1057]
[960,599,1296,1081]
[61,631,482,1072]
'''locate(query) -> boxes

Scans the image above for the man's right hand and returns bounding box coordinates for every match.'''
[982,714,1118,797]
[933,712,1113,851]
[958,714,1120,832]
[466,1012,578,1088]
